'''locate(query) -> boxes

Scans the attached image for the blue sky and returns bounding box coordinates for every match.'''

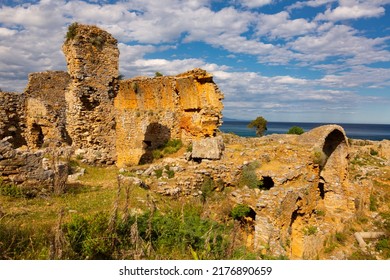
[1,0,390,124]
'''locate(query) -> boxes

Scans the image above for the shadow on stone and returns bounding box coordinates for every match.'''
[139,122,171,164]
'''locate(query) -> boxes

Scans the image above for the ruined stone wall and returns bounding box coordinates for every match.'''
[115,68,224,167]
[0,138,52,187]
[0,91,26,148]
[62,23,119,164]
[24,71,70,149]
[242,125,365,259]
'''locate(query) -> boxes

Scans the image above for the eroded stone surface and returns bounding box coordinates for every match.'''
[115,68,224,166]
[24,71,70,149]
[0,91,26,148]
[63,23,119,164]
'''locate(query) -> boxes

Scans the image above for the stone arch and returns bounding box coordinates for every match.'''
[322,128,347,159]
[139,122,171,164]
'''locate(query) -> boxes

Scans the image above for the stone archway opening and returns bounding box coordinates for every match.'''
[323,129,346,158]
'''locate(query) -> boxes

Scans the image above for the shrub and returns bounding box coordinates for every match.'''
[230,204,251,221]
[287,126,304,135]
[376,238,390,258]
[154,169,163,178]
[312,149,327,167]
[370,148,379,156]
[0,182,24,198]
[200,176,215,203]
[151,139,183,161]
[65,22,78,41]
[89,34,105,50]
[162,139,183,155]
[238,161,263,189]
[152,150,163,160]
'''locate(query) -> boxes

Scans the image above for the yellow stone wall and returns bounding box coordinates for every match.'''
[115,69,224,167]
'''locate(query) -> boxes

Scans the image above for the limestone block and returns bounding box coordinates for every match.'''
[192,136,224,160]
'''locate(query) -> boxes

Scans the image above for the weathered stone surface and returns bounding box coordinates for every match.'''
[115,68,224,167]
[0,138,52,187]
[0,91,26,148]
[24,71,70,149]
[62,23,119,164]
[192,136,224,160]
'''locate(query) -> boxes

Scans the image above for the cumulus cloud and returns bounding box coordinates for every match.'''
[256,11,317,39]
[240,0,273,8]
[0,0,389,123]
[289,24,390,66]
[315,0,388,21]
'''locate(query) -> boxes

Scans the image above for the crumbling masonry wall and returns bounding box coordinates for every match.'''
[115,69,224,167]
[24,71,70,149]
[0,91,26,148]
[62,23,119,164]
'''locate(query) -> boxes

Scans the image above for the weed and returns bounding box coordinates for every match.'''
[152,150,163,160]
[89,34,105,50]
[65,22,78,41]
[303,226,317,236]
[131,82,139,93]
[238,161,262,189]
[0,183,25,198]
[335,232,347,245]
[165,168,175,179]
[315,209,326,216]
[200,176,215,203]
[370,194,378,211]
[154,169,163,179]
[152,139,183,161]
[348,250,376,260]
[375,238,390,258]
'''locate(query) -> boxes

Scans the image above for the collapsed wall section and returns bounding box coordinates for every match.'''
[24,71,70,149]
[0,91,26,148]
[62,23,119,164]
[115,68,224,167]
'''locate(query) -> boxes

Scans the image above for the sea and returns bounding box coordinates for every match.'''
[220,120,390,141]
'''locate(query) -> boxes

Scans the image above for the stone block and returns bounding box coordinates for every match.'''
[191,136,224,160]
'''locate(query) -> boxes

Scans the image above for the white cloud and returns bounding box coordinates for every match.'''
[256,11,317,39]
[0,27,17,36]
[315,0,387,21]
[241,0,273,8]
[0,0,389,123]
[273,76,308,85]
[289,24,390,65]
[289,0,337,10]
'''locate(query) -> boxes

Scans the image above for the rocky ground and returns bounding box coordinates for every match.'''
[96,132,390,259]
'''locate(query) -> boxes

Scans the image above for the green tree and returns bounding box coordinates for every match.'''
[155,72,163,77]
[287,126,304,135]
[247,116,267,137]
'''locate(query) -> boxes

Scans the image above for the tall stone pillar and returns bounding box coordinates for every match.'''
[62,23,119,164]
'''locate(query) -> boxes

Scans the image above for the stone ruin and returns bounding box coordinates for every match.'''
[0,23,224,187]
[0,23,374,259]
[251,125,354,259]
